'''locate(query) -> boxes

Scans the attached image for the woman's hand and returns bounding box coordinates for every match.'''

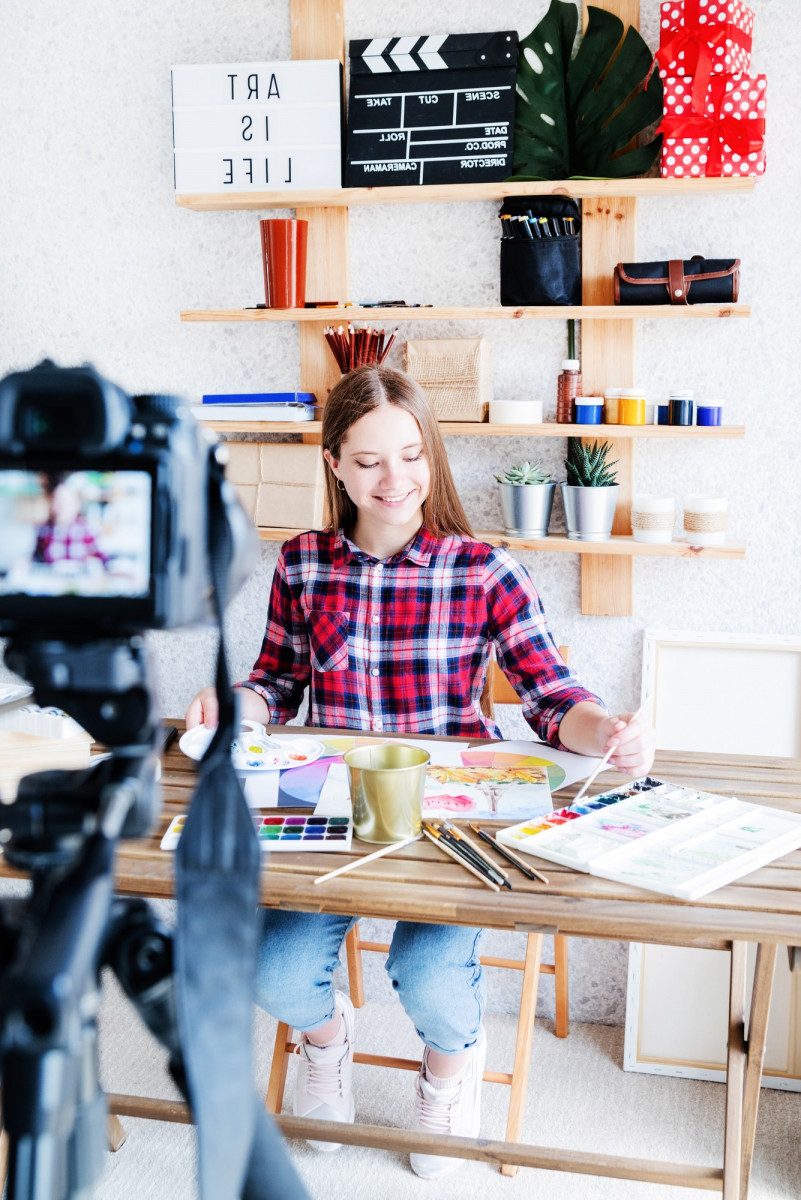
[600,712,655,779]
[185,686,219,729]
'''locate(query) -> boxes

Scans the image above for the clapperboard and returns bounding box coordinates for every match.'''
[171,60,343,193]
[344,31,518,187]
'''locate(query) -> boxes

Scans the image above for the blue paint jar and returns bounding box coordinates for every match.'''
[656,404,670,425]
[697,400,724,426]
[575,397,603,424]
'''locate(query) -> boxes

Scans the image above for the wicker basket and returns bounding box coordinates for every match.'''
[405,337,492,421]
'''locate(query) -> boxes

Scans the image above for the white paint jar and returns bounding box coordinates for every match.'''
[489,399,544,425]
[683,493,728,546]
[630,494,675,544]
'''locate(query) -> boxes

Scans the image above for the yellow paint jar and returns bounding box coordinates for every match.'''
[618,388,646,425]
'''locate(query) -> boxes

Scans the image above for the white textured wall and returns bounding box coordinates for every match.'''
[2,1,798,1023]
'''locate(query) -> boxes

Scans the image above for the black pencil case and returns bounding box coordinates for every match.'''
[499,196,581,307]
[614,256,740,305]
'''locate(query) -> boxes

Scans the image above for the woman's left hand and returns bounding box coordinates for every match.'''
[602,712,656,778]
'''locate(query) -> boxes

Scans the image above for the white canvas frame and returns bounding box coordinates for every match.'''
[625,629,801,1089]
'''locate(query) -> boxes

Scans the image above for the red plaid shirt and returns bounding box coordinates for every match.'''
[240,527,603,746]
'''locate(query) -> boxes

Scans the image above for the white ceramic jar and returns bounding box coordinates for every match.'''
[630,494,676,544]
[489,399,544,425]
[683,493,729,546]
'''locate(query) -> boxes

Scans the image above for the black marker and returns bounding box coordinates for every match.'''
[539,217,552,238]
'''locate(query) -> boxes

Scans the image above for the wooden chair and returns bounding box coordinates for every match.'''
[266,649,572,1177]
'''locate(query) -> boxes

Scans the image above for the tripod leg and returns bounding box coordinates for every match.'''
[107,1112,127,1152]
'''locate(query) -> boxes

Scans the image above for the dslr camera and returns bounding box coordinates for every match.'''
[0,360,262,1200]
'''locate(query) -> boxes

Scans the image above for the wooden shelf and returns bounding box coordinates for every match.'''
[201,419,745,439]
[182,304,750,323]
[256,526,746,559]
[176,177,755,212]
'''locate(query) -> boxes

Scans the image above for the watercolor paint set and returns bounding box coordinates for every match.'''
[497,777,801,900]
[160,812,353,852]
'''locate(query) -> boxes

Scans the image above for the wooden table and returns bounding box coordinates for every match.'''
[4,729,800,1197]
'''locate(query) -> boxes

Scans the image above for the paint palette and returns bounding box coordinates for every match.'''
[179,724,324,772]
[160,812,353,852]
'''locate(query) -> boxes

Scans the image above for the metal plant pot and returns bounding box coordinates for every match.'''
[560,483,619,542]
[498,481,556,537]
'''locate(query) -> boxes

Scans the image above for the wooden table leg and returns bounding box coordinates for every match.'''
[740,943,777,1196]
[723,941,748,1200]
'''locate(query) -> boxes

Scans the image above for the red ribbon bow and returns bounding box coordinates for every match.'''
[650,0,753,115]
[656,75,765,177]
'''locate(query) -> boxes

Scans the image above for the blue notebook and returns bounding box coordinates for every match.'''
[201,392,317,405]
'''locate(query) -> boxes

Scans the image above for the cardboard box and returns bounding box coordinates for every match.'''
[224,443,260,484]
[256,443,326,528]
[233,483,258,522]
[256,482,324,529]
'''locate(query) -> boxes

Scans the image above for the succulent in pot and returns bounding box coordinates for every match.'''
[561,439,620,541]
[494,461,556,538]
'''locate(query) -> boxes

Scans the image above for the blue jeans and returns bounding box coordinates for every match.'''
[255,910,485,1055]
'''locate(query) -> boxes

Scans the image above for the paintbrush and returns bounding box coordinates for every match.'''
[435,822,512,890]
[422,823,500,891]
[571,694,653,806]
[440,819,512,887]
[314,833,420,885]
[468,823,549,884]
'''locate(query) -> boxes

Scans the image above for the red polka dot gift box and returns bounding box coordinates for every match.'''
[657,1,754,110]
[657,73,766,179]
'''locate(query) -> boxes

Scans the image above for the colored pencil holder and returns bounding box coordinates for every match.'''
[344,743,430,843]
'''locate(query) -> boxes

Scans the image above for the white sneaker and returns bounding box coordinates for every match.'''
[410,1026,487,1179]
[293,990,355,1152]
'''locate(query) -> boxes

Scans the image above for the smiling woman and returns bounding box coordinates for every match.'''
[183,362,652,1179]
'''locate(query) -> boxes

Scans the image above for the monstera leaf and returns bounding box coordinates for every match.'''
[511,0,663,180]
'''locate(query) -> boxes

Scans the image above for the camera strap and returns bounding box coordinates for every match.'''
[174,461,308,1200]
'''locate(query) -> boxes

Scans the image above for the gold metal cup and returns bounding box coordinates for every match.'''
[344,744,430,844]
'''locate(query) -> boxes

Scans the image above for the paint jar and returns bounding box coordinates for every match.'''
[630,494,676,544]
[489,398,544,425]
[618,388,646,425]
[574,396,604,424]
[656,403,670,425]
[603,388,622,424]
[344,743,430,843]
[683,493,728,547]
[556,359,581,423]
[644,403,655,425]
[697,399,724,426]
[669,389,694,426]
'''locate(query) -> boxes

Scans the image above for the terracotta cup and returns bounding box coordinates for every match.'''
[260,218,308,308]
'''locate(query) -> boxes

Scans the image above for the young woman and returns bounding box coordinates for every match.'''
[186,364,654,1179]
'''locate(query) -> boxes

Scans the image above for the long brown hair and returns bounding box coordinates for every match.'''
[321,365,472,539]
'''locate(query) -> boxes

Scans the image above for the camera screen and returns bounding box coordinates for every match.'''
[0,469,151,598]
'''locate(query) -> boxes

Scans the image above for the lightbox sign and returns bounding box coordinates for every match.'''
[171,60,343,193]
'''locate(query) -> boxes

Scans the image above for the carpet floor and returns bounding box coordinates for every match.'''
[95,975,801,1200]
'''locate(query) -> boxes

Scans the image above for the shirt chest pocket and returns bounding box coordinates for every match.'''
[308,610,350,673]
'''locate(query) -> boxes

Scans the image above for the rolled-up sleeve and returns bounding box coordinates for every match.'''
[237,549,311,723]
[483,549,605,749]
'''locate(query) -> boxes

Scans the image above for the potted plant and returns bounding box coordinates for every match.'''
[560,439,619,541]
[494,461,556,537]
